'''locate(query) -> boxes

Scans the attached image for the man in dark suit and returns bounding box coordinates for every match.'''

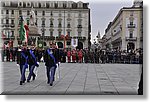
[27,46,39,82]
[44,44,59,86]
[17,45,29,85]
[6,47,10,61]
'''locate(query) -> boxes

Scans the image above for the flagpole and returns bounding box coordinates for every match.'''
[64,10,65,49]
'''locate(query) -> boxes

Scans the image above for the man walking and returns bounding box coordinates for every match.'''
[27,47,39,82]
[17,45,29,85]
[44,47,57,86]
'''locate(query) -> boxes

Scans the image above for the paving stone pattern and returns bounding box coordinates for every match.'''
[0,62,141,95]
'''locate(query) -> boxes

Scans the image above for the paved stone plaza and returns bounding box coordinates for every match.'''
[0,62,142,95]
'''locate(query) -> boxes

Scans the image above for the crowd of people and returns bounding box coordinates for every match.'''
[1,46,143,64]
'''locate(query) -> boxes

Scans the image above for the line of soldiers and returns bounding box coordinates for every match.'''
[15,44,60,86]
[1,47,143,64]
[66,48,143,64]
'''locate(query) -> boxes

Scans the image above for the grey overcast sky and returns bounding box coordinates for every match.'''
[78,0,133,43]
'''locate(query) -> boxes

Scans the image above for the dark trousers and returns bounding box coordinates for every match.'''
[27,65,36,81]
[20,65,27,81]
[46,66,56,84]
[6,55,10,61]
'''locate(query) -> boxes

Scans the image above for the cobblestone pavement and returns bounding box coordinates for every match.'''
[0,62,142,95]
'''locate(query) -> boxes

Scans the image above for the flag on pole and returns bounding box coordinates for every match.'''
[71,38,78,47]
[19,16,29,43]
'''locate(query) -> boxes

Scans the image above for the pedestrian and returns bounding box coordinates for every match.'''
[11,48,16,62]
[72,49,76,63]
[27,47,39,82]
[78,49,83,63]
[76,49,79,63]
[44,47,57,86]
[67,49,71,63]
[6,47,10,62]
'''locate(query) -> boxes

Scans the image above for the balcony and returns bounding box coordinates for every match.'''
[3,24,10,27]
[77,25,82,28]
[56,36,64,40]
[41,24,45,27]
[10,24,15,28]
[126,37,137,41]
[3,36,15,40]
[127,24,136,28]
[39,36,55,40]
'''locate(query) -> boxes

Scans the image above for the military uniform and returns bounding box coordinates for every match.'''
[17,48,29,85]
[44,48,57,86]
[27,49,39,82]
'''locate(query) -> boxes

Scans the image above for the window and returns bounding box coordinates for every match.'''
[50,11,53,16]
[19,2,22,6]
[11,19,14,24]
[6,10,9,14]
[6,19,9,24]
[11,31,14,37]
[50,31,53,36]
[50,20,53,27]
[35,11,37,15]
[42,11,45,16]
[130,21,133,25]
[11,10,14,14]
[67,23,71,28]
[42,20,45,27]
[41,30,45,36]
[67,31,70,36]
[129,31,133,38]
[58,31,61,36]
[19,10,22,15]
[27,3,30,6]
[27,10,30,15]
[58,21,62,28]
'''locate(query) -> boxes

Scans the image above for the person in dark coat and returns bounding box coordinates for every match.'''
[27,47,39,82]
[6,47,10,61]
[17,45,29,85]
[11,48,16,62]
[44,47,57,86]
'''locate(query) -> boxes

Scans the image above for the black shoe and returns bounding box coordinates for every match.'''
[50,83,53,86]
[27,80,30,83]
[23,80,26,83]
[20,81,23,85]
[33,75,36,80]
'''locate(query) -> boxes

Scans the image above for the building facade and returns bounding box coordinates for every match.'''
[0,0,91,49]
[102,1,143,51]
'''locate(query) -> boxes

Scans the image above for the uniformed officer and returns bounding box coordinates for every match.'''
[6,47,10,61]
[44,47,57,86]
[27,46,39,82]
[17,45,29,85]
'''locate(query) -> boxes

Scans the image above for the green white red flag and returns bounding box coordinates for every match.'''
[19,16,29,43]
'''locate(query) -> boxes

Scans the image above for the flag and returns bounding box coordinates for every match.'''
[19,16,29,43]
[71,38,78,47]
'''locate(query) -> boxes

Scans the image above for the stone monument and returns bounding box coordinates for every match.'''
[28,7,40,46]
